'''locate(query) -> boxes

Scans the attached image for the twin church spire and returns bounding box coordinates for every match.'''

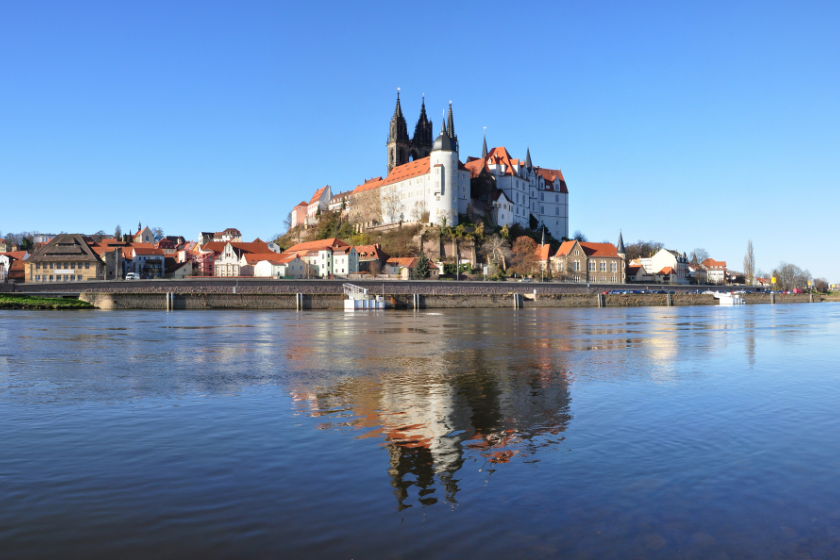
[387,91,457,173]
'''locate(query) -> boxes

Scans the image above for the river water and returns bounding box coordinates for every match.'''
[1,305,839,559]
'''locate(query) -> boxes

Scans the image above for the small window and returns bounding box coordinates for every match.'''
[589,262,596,271]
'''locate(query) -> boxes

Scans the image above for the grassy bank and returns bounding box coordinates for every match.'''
[0,294,94,310]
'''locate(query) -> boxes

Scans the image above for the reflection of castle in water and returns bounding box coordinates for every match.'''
[291,349,572,511]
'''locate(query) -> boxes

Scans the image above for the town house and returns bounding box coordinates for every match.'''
[551,241,626,283]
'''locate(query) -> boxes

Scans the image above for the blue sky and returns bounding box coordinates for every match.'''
[2,1,838,279]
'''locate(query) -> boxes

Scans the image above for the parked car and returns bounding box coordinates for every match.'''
[125,273,140,280]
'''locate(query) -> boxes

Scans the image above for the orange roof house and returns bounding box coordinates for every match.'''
[701,258,727,270]
[554,241,620,259]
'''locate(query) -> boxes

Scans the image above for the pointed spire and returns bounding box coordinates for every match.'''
[481,128,488,158]
[412,94,432,151]
[617,231,626,255]
[446,101,455,138]
[441,110,447,136]
[393,88,403,118]
[388,88,409,144]
[525,145,532,168]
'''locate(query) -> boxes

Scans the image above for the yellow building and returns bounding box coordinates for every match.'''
[25,234,105,283]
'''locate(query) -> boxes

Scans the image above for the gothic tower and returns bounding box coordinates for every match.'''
[410,95,433,161]
[387,90,411,173]
[445,101,458,153]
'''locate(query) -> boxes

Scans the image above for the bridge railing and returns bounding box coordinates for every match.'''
[343,283,370,300]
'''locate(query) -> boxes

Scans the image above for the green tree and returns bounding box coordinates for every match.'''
[414,253,430,279]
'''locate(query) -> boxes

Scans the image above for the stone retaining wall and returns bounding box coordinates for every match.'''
[22,278,746,296]
[78,291,821,310]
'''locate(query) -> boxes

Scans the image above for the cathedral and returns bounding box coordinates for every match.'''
[300,91,569,240]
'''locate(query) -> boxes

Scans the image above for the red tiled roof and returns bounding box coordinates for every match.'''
[284,238,349,254]
[485,147,519,176]
[464,158,487,178]
[133,248,165,256]
[354,244,387,260]
[0,251,28,262]
[309,186,329,205]
[92,246,133,259]
[555,241,620,258]
[294,201,308,208]
[535,244,551,262]
[659,267,674,275]
[329,191,352,203]
[351,159,431,196]
[536,168,569,194]
[201,241,272,255]
[242,253,285,265]
[702,258,727,269]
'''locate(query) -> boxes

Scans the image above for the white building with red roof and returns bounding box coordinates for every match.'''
[464,143,568,240]
[638,249,690,284]
[133,223,155,244]
[306,185,333,226]
[701,258,727,284]
[281,238,358,278]
[288,94,570,238]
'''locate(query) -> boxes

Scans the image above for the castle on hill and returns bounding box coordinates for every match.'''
[292,92,569,241]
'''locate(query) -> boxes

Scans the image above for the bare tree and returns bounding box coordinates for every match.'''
[573,230,587,242]
[410,199,428,223]
[151,227,164,243]
[743,240,755,285]
[771,262,812,291]
[380,189,403,224]
[114,225,122,240]
[283,212,292,232]
[691,248,710,265]
[814,278,829,292]
[480,234,511,271]
[625,240,665,260]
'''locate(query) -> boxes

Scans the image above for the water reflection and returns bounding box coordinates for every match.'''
[291,356,572,510]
